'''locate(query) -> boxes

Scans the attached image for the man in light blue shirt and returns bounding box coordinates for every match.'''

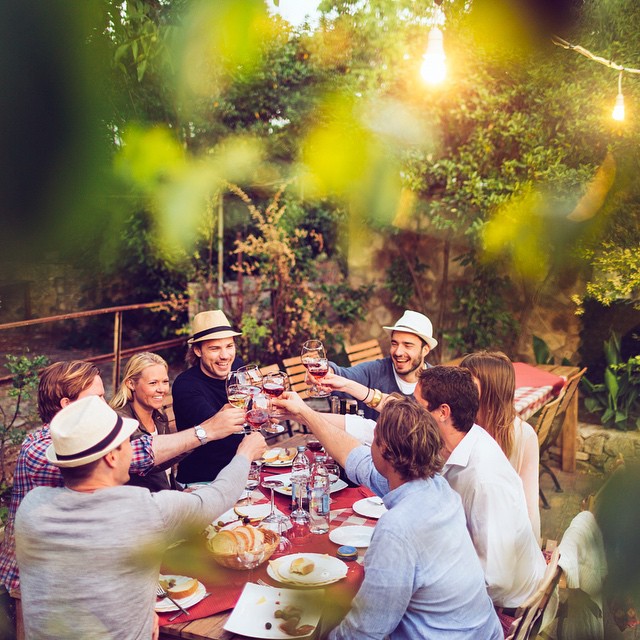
[275,394,502,639]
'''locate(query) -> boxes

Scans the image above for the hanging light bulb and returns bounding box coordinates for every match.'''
[420,25,446,85]
[612,72,625,121]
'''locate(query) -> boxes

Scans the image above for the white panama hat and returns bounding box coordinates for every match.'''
[187,310,242,344]
[383,310,438,350]
[46,396,139,468]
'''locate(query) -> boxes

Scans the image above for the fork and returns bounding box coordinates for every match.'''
[156,584,190,618]
[167,592,211,622]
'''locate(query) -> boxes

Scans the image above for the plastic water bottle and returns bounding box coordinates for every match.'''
[290,446,310,510]
[309,455,331,534]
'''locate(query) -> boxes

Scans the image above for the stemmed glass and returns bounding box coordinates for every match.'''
[245,394,271,432]
[227,369,260,434]
[237,364,263,397]
[301,340,330,398]
[242,461,262,504]
[289,480,311,546]
[261,479,292,557]
[262,371,290,434]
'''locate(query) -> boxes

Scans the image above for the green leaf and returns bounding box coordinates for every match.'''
[604,368,619,403]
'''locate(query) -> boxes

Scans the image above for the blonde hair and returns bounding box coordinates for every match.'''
[38,361,101,423]
[110,352,168,410]
[376,394,443,481]
[459,351,516,458]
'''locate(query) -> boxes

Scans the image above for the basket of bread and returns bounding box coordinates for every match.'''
[207,524,280,570]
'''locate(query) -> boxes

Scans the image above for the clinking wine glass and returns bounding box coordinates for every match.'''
[301,340,330,398]
[245,394,271,433]
[237,364,263,397]
[227,370,252,434]
[262,371,290,434]
[261,479,292,557]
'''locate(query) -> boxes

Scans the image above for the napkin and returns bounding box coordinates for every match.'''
[158,584,244,626]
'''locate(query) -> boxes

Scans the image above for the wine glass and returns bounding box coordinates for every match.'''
[306,437,324,463]
[263,371,289,434]
[261,479,292,557]
[242,461,262,504]
[227,370,252,434]
[237,364,263,397]
[301,340,330,398]
[289,479,311,546]
[245,394,270,432]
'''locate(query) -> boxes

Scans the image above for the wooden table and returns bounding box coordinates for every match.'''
[159,434,369,639]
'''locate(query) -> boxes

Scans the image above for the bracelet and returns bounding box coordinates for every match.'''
[366,389,383,409]
[362,387,373,404]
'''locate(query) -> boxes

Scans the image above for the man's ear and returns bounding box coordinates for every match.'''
[102,449,118,469]
[439,403,452,422]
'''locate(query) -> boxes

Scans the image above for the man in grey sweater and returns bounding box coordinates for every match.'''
[15,396,266,640]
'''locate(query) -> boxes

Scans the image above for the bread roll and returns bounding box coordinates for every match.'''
[290,557,315,575]
[278,448,296,462]
[208,525,266,556]
[168,577,199,599]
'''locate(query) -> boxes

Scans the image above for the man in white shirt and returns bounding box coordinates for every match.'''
[415,365,547,635]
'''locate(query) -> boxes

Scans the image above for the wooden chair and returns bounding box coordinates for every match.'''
[538,368,587,508]
[345,339,383,366]
[532,396,562,510]
[505,547,562,640]
[258,363,281,377]
[281,356,310,399]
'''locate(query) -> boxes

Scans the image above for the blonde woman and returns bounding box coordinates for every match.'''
[111,352,177,491]
[459,351,541,543]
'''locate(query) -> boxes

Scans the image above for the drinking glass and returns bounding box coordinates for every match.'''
[245,394,271,432]
[325,458,341,484]
[306,437,324,462]
[289,480,311,546]
[237,364,263,397]
[242,461,262,504]
[263,371,289,434]
[301,340,330,398]
[226,370,252,434]
[261,479,292,557]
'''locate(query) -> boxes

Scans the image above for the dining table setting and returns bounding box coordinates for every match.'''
[158,433,382,640]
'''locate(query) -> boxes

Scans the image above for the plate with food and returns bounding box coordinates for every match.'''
[268,472,348,497]
[224,582,323,638]
[263,448,297,467]
[267,553,348,587]
[156,575,207,613]
[352,496,387,520]
[329,525,374,548]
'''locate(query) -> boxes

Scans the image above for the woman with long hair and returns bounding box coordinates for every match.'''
[459,351,540,542]
[111,352,177,491]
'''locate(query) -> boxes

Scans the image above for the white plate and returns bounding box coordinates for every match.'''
[267,553,348,587]
[268,472,348,497]
[156,575,206,612]
[224,582,323,638]
[329,525,374,548]
[352,497,388,520]
[262,448,295,467]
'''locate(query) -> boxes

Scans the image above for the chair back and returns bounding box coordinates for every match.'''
[506,547,562,640]
[345,340,383,366]
[259,363,281,377]
[533,396,562,447]
[540,367,587,454]
[282,356,310,399]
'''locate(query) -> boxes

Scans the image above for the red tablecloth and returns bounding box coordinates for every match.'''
[158,486,369,627]
[513,362,565,394]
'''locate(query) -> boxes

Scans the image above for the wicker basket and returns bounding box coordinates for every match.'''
[208,528,280,571]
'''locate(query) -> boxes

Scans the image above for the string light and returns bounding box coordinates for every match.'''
[612,72,625,121]
[420,1,446,85]
[552,36,640,122]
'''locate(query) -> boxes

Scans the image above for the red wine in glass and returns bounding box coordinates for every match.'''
[306,440,323,453]
[263,381,285,397]
[246,409,269,430]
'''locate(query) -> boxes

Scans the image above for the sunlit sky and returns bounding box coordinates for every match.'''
[267,0,321,27]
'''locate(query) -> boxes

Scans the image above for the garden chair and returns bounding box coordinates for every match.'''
[532,396,562,509]
[345,339,383,366]
[505,546,562,640]
[538,368,587,507]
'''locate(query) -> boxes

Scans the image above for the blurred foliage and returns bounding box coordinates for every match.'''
[0,354,49,488]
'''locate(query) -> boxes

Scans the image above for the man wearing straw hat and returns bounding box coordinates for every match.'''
[327,310,438,420]
[173,310,246,485]
[15,396,266,640]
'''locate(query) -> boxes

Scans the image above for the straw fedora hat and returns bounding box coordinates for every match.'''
[187,310,242,345]
[383,310,438,350]
[46,396,139,468]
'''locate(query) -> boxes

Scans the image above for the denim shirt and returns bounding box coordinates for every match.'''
[328,447,502,640]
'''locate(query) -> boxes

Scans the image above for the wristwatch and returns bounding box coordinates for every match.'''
[194,425,208,446]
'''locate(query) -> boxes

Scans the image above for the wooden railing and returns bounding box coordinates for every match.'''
[0,300,188,391]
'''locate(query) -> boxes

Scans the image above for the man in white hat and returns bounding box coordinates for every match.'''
[173,310,246,484]
[328,310,438,420]
[15,396,266,640]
